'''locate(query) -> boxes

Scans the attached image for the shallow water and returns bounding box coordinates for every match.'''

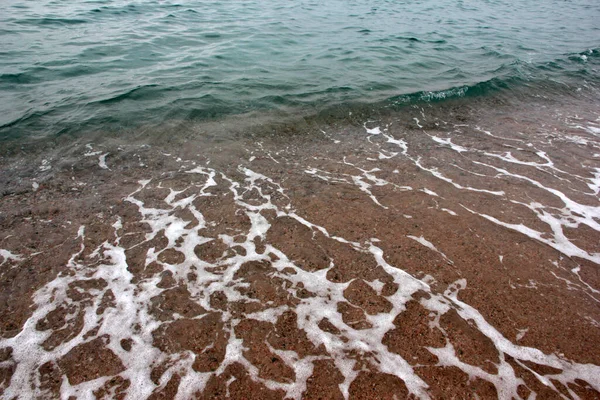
[1,91,600,399]
[1,0,599,138]
[1,1,600,399]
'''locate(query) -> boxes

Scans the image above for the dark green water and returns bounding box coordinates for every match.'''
[1,0,599,139]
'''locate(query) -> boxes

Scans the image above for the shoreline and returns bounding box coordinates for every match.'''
[1,93,600,398]
[3,53,599,145]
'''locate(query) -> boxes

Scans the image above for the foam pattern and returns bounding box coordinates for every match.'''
[1,112,600,399]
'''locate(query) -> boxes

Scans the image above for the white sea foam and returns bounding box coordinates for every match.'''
[407,235,453,264]
[39,159,51,172]
[2,117,600,399]
[3,166,598,399]
[364,124,382,135]
[98,153,109,170]
[430,136,468,153]
[0,249,22,265]
[421,188,439,197]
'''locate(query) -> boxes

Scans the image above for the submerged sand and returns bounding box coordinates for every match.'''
[1,96,600,399]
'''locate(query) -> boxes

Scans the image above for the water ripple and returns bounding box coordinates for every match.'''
[0,0,599,138]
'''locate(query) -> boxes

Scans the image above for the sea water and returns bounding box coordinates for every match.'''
[1,0,599,139]
[1,1,600,399]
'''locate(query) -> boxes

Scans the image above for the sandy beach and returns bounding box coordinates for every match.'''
[1,94,600,398]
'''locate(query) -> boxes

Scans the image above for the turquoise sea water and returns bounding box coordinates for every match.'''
[1,0,599,139]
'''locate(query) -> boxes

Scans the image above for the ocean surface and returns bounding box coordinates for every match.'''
[2,1,600,398]
[1,0,599,140]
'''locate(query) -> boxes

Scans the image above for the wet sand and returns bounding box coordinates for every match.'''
[1,95,600,399]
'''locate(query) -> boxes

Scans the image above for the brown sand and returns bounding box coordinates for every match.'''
[1,96,599,399]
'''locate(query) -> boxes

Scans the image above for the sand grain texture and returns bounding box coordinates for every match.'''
[1,98,600,399]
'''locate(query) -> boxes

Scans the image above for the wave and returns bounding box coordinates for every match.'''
[1,48,599,141]
[14,17,89,27]
[95,85,161,105]
[388,48,600,105]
